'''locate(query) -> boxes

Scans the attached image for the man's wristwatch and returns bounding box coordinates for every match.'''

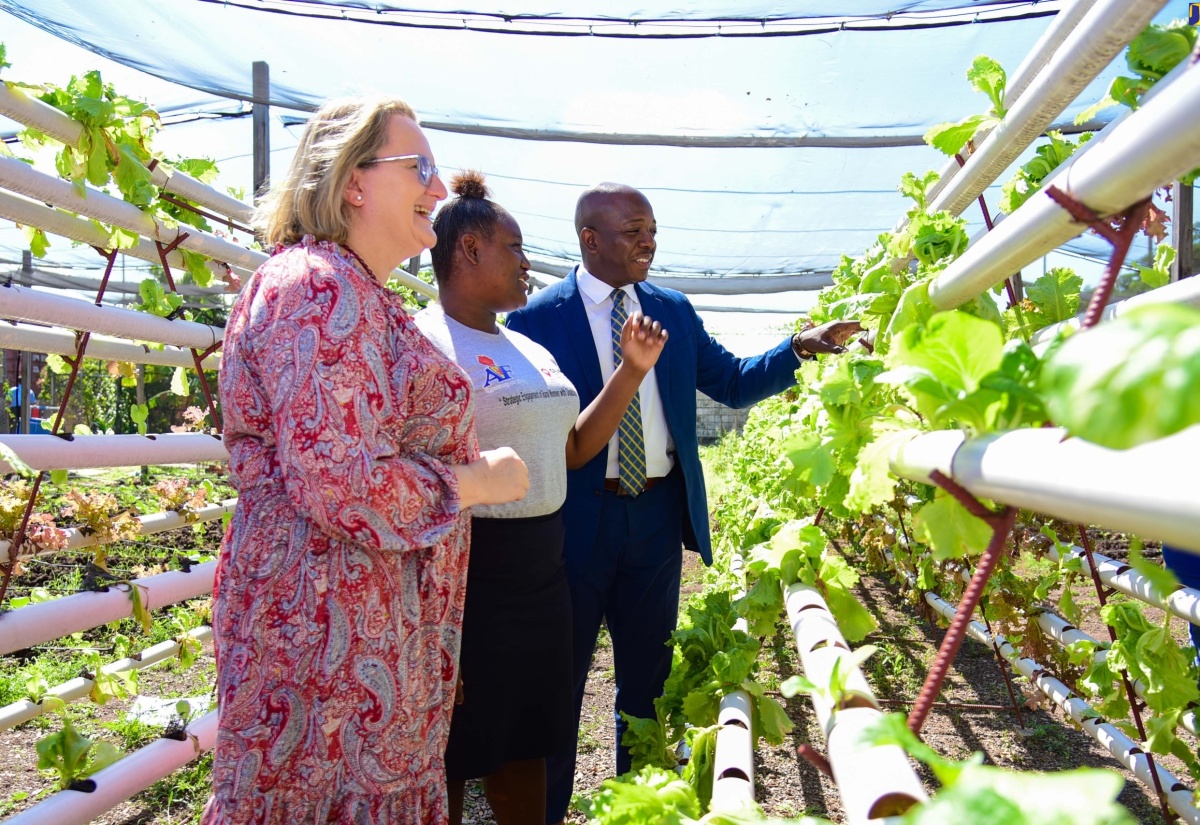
[790,333,816,361]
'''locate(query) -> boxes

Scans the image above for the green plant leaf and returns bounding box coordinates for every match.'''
[1040,304,1200,449]
[966,55,1007,116]
[170,366,191,397]
[1025,267,1082,325]
[913,492,992,561]
[924,114,989,157]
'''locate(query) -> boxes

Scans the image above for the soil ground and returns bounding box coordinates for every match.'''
[460,538,1196,824]
[2,511,1193,823]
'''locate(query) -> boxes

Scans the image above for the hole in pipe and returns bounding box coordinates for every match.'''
[723,718,748,730]
[867,792,921,818]
[717,767,750,782]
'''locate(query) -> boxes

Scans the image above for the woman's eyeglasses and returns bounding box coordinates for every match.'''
[362,154,438,187]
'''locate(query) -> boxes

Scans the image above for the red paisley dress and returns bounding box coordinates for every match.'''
[203,237,476,824]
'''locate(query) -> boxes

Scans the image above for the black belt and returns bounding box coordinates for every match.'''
[603,476,666,497]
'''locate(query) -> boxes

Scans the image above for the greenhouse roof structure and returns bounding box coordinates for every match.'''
[0,0,1181,310]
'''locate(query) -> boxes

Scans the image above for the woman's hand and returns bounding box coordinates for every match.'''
[619,312,668,375]
[454,447,529,508]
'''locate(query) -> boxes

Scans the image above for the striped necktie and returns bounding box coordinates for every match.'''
[610,289,647,495]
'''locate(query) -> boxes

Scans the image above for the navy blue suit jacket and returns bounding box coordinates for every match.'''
[505,268,799,565]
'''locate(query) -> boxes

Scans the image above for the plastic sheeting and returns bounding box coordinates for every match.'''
[0,0,1174,287]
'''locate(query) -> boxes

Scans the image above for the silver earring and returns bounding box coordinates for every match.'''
[355,195,363,202]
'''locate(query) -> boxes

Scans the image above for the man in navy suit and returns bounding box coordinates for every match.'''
[506,183,860,823]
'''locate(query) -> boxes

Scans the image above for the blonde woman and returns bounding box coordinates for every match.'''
[204,97,527,824]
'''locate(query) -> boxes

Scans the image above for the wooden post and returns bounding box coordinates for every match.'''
[1173,180,1194,281]
[252,61,270,201]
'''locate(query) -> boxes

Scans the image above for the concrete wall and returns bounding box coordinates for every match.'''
[695,391,750,444]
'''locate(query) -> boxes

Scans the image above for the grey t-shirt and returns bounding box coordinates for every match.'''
[414,303,580,519]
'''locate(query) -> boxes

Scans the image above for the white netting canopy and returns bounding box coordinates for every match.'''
[0,0,1179,311]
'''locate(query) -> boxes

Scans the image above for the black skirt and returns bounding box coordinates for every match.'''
[445,509,574,780]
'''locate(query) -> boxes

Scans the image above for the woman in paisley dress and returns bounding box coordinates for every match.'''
[203,98,528,825]
[414,171,666,825]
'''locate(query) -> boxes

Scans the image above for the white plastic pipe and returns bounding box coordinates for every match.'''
[0,626,213,731]
[0,433,229,473]
[0,189,234,284]
[0,322,221,371]
[0,76,433,299]
[710,550,755,810]
[1048,544,1200,628]
[1036,610,1198,737]
[0,284,223,349]
[1030,274,1200,347]
[0,498,237,564]
[890,425,1200,553]
[710,722,755,812]
[920,0,1102,212]
[0,156,264,271]
[0,81,253,224]
[919,587,1199,823]
[0,562,216,655]
[784,583,926,823]
[928,61,1200,310]
[3,709,217,825]
[927,0,1167,221]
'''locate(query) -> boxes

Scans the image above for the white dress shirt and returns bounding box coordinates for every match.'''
[576,266,676,480]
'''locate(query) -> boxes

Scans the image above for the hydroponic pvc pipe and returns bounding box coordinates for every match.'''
[0,156,263,271]
[1029,274,1200,348]
[890,426,1200,554]
[927,60,1200,310]
[0,283,223,349]
[784,583,926,824]
[919,587,1200,824]
[0,498,237,564]
[0,626,213,731]
[1036,610,1198,738]
[927,0,1166,221]
[0,189,234,284]
[711,552,755,810]
[3,710,218,825]
[920,0,1101,210]
[0,433,228,473]
[0,323,221,372]
[710,723,755,811]
[1047,543,1200,628]
[0,82,252,224]
[0,562,215,655]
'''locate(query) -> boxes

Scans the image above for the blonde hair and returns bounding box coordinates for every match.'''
[255,96,417,248]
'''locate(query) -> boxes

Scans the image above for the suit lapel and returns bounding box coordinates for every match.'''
[635,283,672,409]
[557,268,604,399]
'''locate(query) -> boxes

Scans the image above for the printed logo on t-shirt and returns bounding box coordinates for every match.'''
[477,355,514,387]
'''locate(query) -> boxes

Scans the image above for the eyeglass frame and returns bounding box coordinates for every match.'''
[360,154,438,187]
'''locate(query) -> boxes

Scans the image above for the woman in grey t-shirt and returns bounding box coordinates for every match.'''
[414,171,666,825]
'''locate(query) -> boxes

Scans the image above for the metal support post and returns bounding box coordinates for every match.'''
[252,61,270,200]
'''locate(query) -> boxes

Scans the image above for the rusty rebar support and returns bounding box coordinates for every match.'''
[796,743,833,778]
[1043,188,1152,331]
[0,253,118,606]
[1076,525,1174,822]
[907,470,1016,734]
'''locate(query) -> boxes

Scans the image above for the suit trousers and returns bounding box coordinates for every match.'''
[545,465,685,823]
